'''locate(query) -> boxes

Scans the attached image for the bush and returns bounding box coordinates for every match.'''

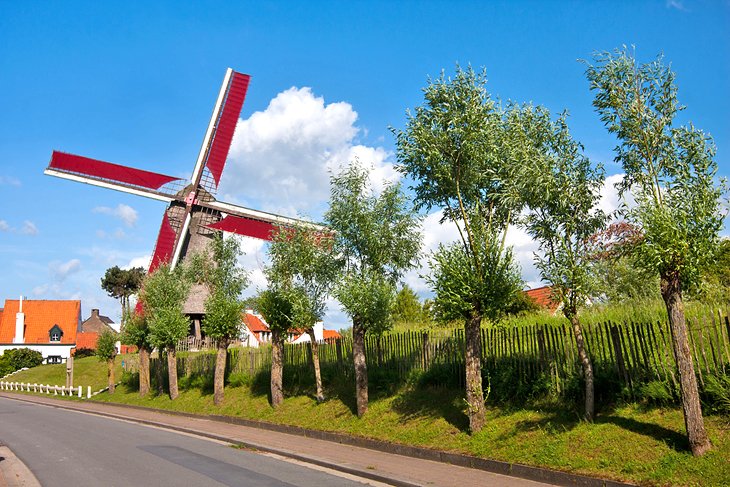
[73,347,96,358]
[702,374,730,415]
[0,348,43,377]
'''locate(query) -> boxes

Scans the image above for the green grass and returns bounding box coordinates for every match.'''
[7,355,128,392]
[7,355,730,486]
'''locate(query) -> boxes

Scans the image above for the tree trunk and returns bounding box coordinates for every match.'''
[308,329,325,402]
[167,347,178,400]
[352,317,368,417]
[464,311,486,433]
[661,271,712,456]
[107,357,115,394]
[156,349,165,395]
[270,330,284,408]
[138,346,150,397]
[566,308,594,421]
[214,339,228,406]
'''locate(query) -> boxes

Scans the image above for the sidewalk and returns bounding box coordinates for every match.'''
[0,392,631,487]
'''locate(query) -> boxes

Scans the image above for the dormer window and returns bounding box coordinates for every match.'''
[49,324,63,342]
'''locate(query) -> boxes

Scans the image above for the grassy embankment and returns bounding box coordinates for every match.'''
[6,355,729,486]
[7,355,127,394]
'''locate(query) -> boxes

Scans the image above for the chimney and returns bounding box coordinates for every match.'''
[91,309,99,319]
[13,296,25,344]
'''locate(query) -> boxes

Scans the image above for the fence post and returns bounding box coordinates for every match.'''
[336,338,343,366]
[87,386,91,399]
[610,324,631,391]
[422,332,430,370]
[78,385,82,398]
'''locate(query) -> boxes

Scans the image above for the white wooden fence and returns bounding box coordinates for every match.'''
[0,380,92,399]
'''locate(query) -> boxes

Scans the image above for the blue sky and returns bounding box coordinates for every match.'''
[1,1,728,327]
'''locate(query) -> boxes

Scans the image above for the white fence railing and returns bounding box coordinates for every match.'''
[0,381,92,399]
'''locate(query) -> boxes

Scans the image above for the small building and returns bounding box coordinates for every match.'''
[240,310,341,348]
[0,297,81,364]
[80,308,117,334]
[524,285,561,313]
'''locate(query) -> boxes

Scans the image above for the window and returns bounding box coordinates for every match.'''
[49,324,63,342]
[47,356,62,364]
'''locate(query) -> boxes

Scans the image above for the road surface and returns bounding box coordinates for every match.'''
[0,397,381,487]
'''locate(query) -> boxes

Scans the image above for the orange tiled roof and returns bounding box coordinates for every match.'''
[0,299,80,345]
[243,312,270,333]
[75,332,99,350]
[323,329,341,340]
[524,286,560,311]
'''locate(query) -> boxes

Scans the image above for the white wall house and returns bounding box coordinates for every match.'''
[240,310,341,348]
[0,297,80,364]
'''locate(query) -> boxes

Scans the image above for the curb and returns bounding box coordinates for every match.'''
[1,393,634,487]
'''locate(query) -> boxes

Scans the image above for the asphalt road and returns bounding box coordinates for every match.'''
[0,397,376,487]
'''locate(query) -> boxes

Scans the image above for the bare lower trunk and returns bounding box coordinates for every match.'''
[138,346,150,397]
[308,330,325,402]
[271,331,284,408]
[214,339,228,406]
[566,308,594,421]
[107,358,115,394]
[465,312,486,433]
[353,318,368,417]
[661,271,712,456]
[167,347,178,400]
[156,349,164,395]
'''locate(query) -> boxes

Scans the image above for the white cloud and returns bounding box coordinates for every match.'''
[0,220,9,232]
[125,255,151,270]
[222,86,396,219]
[666,0,688,11]
[0,176,20,186]
[50,258,82,281]
[20,220,38,235]
[93,204,138,227]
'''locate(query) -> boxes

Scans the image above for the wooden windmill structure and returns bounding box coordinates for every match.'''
[45,68,323,337]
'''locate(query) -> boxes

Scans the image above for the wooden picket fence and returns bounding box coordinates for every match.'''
[147,311,730,394]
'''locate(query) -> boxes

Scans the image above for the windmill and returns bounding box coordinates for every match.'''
[45,68,323,337]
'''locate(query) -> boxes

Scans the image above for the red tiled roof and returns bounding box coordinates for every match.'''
[524,286,560,311]
[243,312,270,333]
[0,299,80,344]
[323,329,341,340]
[75,332,99,350]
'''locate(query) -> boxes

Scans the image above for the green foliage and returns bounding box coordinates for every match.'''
[592,255,661,304]
[257,288,295,334]
[101,265,145,316]
[266,224,337,332]
[428,227,522,323]
[326,162,421,333]
[120,311,151,349]
[392,285,431,327]
[201,234,249,341]
[585,48,727,290]
[702,374,730,415]
[394,65,531,323]
[73,348,96,359]
[95,329,118,361]
[140,263,192,350]
[0,348,44,376]
[520,108,607,315]
[336,271,397,335]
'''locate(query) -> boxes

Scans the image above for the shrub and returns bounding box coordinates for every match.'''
[73,347,96,358]
[2,348,43,374]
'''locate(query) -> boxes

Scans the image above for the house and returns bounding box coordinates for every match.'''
[524,285,561,313]
[80,308,117,333]
[0,297,81,364]
[240,310,341,348]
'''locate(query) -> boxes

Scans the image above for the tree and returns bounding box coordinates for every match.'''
[521,109,607,421]
[326,162,421,417]
[199,234,249,406]
[267,225,337,402]
[120,311,152,396]
[392,285,429,327]
[96,329,118,394]
[101,266,145,321]
[140,263,192,400]
[257,287,295,407]
[394,66,529,432]
[585,48,725,455]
